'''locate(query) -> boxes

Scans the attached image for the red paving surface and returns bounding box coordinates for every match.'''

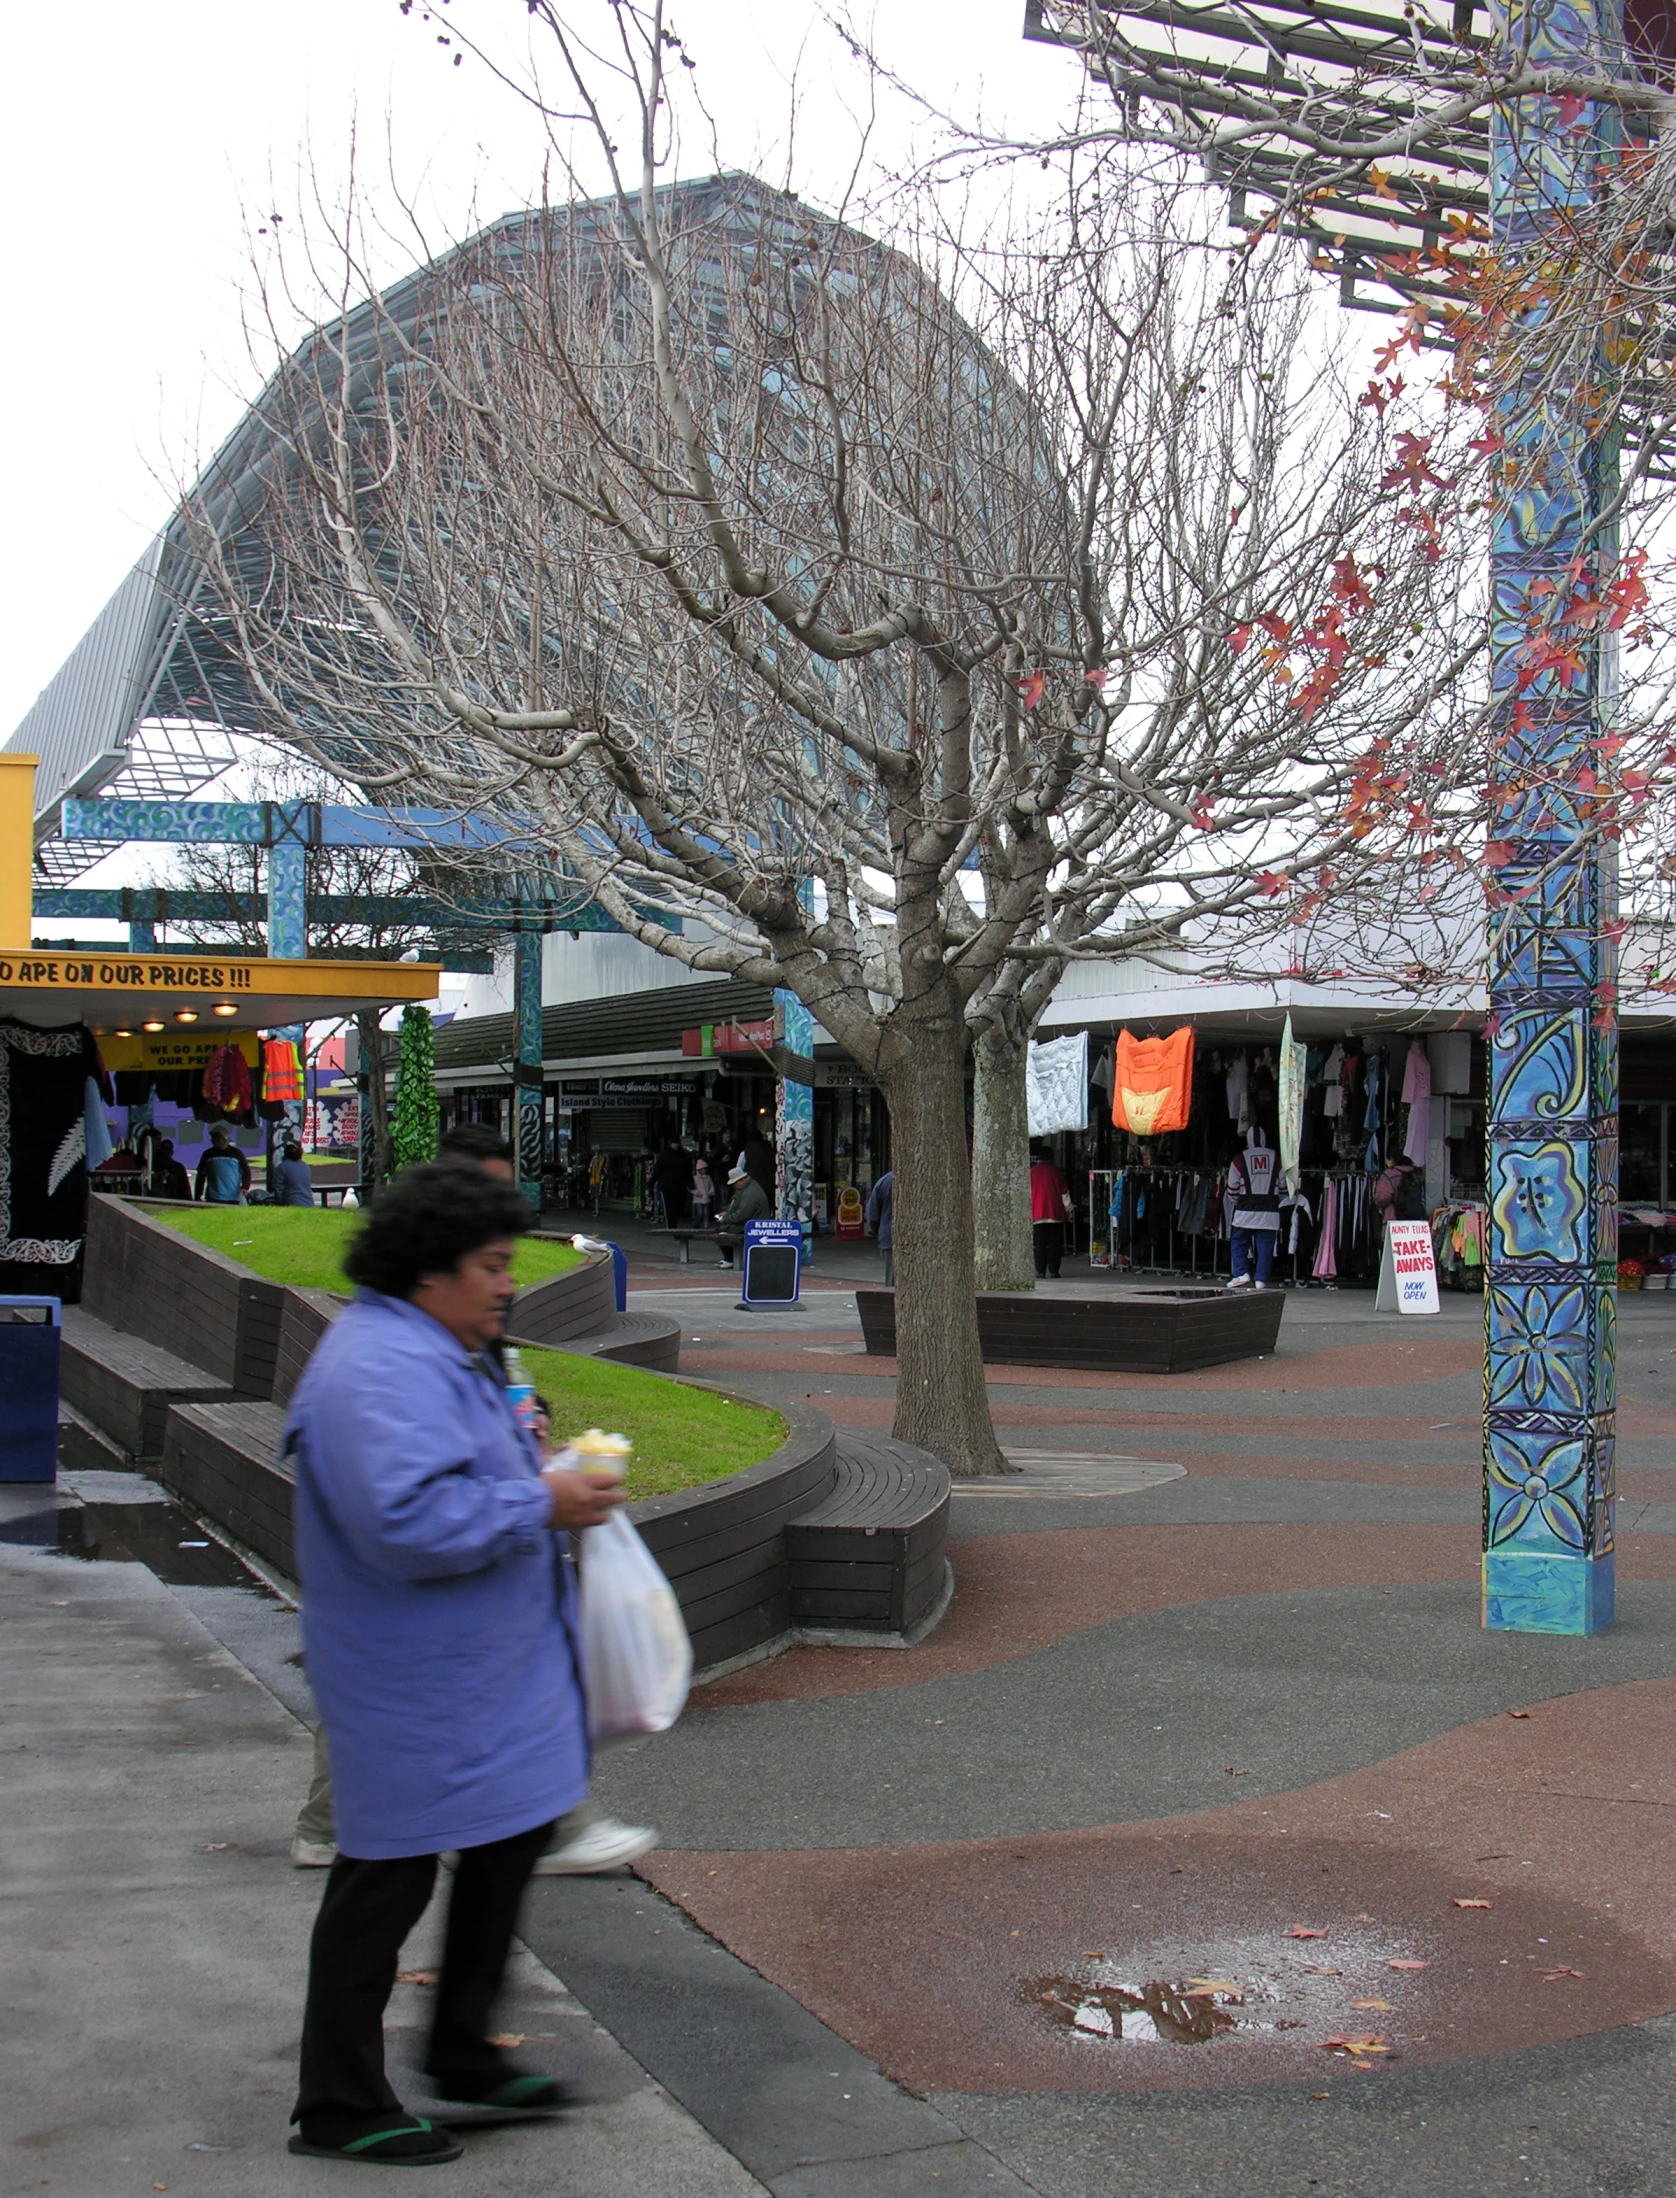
[635,1279,1676,2093]
[645,1679,1676,2092]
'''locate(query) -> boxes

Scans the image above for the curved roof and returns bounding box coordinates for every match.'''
[7,173,846,882]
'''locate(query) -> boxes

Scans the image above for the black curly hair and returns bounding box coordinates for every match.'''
[343,1162,531,1298]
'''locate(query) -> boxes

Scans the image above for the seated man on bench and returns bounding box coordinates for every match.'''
[715,1161,770,1269]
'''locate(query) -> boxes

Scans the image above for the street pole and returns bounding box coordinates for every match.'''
[514,928,545,1213]
[775,988,814,1251]
[1481,0,1621,1633]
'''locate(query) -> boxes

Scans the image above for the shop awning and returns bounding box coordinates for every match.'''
[0,946,440,1034]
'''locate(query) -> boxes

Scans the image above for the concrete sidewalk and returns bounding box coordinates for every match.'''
[0,1501,766,2198]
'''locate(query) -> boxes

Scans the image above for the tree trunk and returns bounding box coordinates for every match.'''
[879,1019,1014,1477]
[357,1010,392,1188]
[972,1017,1035,1291]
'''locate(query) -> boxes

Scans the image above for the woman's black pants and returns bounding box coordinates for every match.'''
[1032,1220,1064,1278]
[294,1818,552,2140]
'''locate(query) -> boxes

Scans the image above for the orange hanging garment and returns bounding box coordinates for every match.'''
[1113,1027,1194,1137]
[262,1037,305,1104]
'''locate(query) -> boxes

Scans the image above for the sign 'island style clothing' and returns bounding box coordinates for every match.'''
[285,1289,588,1860]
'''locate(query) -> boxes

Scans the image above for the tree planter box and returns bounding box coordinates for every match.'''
[855,1284,1284,1375]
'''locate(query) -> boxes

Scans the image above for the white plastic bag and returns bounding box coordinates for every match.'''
[578,1508,692,1741]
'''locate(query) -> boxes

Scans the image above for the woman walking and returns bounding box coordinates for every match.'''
[284,1164,622,2166]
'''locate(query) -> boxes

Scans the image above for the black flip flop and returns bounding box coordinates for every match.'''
[287,2116,464,2166]
[428,2073,574,2119]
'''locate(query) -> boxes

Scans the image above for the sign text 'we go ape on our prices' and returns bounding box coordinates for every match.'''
[0,953,257,991]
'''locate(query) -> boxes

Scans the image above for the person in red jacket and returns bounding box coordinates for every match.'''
[1028,1145,1074,1278]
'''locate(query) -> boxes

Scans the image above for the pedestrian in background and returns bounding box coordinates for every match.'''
[691,1155,714,1227]
[195,1127,250,1204]
[285,1164,624,2166]
[1028,1145,1073,1279]
[716,1161,770,1268]
[865,1168,894,1286]
[651,1137,695,1228]
[273,1138,315,1207]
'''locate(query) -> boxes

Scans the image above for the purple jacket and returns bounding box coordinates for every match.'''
[286,1290,587,1858]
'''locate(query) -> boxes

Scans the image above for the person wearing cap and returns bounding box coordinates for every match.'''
[715,1160,771,1268]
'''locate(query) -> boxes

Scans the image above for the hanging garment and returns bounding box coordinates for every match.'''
[202,1044,253,1116]
[83,1076,113,1173]
[0,1019,101,1300]
[1225,1051,1250,1127]
[1278,1015,1305,1191]
[262,1037,305,1105]
[1227,1128,1282,1234]
[1401,1042,1432,1164]
[1312,1178,1340,1279]
[1027,1032,1089,1135]
[1362,1047,1383,1133]
[1090,1043,1115,1100]
[1114,1027,1195,1137]
[1321,1044,1346,1118]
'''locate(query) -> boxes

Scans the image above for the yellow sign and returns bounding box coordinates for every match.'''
[98,1030,261,1074]
[0,950,439,1001]
[0,755,36,947]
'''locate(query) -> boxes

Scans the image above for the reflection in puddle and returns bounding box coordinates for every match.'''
[0,1499,269,1590]
[1027,1975,1240,2045]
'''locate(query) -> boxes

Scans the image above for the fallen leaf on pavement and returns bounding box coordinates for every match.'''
[1387,1960,1429,1971]
[199,1842,229,1853]
[1320,2034,1391,2058]
[1083,1952,1105,1961]
[490,2033,525,2048]
[1287,1927,1329,1939]
[1350,1999,1392,2012]
[1453,1899,1493,1910]
[1185,1978,1241,1998]
[1225,1767,1249,1776]
[396,1970,437,1986]
[1541,1968,1584,1982]
[1301,1965,1342,1976]
[1509,1710,1532,1719]
[1310,2092,1330,2100]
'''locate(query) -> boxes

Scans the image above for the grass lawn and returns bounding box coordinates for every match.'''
[153,1204,584,1295]
[518,1346,786,1502]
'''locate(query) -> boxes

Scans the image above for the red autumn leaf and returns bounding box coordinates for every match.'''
[1483,840,1514,868]
[1452,1898,1493,1910]
[1287,1926,1329,1939]
[1229,624,1252,656]
[1257,870,1290,898]
[1380,431,1447,493]
[1016,671,1045,711]
[1386,1959,1429,1971]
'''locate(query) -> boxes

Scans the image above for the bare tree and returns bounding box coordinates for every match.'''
[175,3,1483,1471]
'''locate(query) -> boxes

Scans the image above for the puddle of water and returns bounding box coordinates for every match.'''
[0,1498,271,1590]
[1022,1928,1431,2057]
[1027,1975,1239,2045]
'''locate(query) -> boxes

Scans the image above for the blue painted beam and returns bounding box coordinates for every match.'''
[60,797,519,852]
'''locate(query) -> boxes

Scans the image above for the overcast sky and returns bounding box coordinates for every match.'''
[1,0,1071,743]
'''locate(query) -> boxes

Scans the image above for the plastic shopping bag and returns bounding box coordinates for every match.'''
[578,1509,693,1741]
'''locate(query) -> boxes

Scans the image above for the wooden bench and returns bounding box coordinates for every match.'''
[666,1228,730,1265]
[786,1431,951,1641]
[59,1306,236,1465]
[855,1284,1285,1375]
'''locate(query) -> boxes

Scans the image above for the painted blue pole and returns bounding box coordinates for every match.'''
[775,989,814,1250]
[1481,0,1621,1634]
[514,929,545,1212]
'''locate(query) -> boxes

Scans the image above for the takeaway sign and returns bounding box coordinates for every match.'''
[1375,1218,1440,1316]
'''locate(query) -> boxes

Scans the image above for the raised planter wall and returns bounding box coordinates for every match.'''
[856,1284,1285,1375]
[83,1198,285,1398]
[506,1251,616,1345]
[630,1396,837,1671]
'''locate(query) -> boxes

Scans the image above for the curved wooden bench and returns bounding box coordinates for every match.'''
[856,1283,1284,1374]
[787,1432,951,1642]
[508,1249,617,1344]
[514,1309,680,1374]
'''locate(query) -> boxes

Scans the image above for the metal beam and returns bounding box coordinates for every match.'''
[33,887,627,933]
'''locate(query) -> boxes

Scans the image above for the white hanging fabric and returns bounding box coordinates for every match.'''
[1278,1015,1305,1192]
[1026,1032,1089,1135]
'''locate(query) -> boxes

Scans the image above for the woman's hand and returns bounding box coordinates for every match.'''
[542,1466,626,1530]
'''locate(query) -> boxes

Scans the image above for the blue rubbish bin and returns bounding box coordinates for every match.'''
[0,1295,61,1483]
[604,1241,628,1314]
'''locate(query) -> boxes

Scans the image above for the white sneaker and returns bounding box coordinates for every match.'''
[531,1816,659,1874]
[1225,1275,1253,1292]
[290,1836,338,1868]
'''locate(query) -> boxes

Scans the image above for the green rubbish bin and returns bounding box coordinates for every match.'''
[0,1296,61,1483]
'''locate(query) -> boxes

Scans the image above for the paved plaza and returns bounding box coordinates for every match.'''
[8,1239,1676,2194]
